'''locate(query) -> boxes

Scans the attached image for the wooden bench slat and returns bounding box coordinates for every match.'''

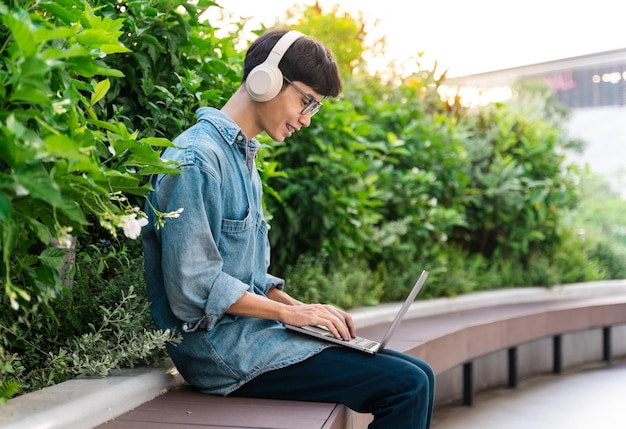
[105,387,337,429]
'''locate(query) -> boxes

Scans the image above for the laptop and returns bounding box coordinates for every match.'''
[284,270,429,354]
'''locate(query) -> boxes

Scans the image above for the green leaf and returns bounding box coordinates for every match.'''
[0,380,21,403]
[14,168,62,204]
[43,134,94,166]
[39,247,66,270]
[0,192,11,222]
[25,216,52,244]
[2,9,36,58]
[42,44,91,61]
[94,66,126,78]
[33,25,75,45]
[38,1,84,25]
[88,119,123,134]
[12,169,89,226]
[140,137,177,148]
[10,86,51,105]
[76,29,131,54]
[91,79,111,105]
[197,0,220,8]
[1,219,19,262]
[17,56,49,80]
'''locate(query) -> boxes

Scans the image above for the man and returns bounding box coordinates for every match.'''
[142,29,435,428]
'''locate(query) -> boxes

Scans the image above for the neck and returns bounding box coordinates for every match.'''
[221,86,260,140]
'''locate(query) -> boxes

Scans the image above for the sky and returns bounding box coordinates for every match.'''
[208,0,626,77]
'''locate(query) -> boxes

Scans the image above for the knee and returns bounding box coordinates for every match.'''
[422,362,436,387]
[403,364,433,397]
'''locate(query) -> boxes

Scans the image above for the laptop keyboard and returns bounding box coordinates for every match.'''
[307,326,379,350]
[348,336,379,350]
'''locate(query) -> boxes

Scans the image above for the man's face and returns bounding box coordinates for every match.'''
[260,80,323,142]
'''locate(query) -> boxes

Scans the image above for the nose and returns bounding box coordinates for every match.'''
[298,112,312,127]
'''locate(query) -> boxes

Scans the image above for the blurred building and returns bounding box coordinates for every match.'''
[450,47,626,109]
[449,48,626,196]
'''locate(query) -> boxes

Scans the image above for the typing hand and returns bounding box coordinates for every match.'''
[282,303,356,341]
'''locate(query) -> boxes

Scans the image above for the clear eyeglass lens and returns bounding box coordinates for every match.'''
[285,77,323,116]
[302,100,322,116]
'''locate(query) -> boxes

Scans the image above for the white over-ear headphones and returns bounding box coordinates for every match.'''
[245,30,304,102]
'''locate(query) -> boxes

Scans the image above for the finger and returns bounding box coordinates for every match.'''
[344,314,357,337]
[323,306,356,338]
[329,316,352,341]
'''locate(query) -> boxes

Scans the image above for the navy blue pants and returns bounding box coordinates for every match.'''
[231,347,435,429]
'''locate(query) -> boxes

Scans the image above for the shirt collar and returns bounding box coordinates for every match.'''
[196,107,253,147]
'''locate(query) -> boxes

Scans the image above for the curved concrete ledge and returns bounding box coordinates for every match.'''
[350,279,626,328]
[1,280,625,429]
[0,365,183,429]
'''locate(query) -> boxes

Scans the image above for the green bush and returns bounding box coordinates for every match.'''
[564,170,626,278]
[0,0,179,311]
[0,0,181,399]
[450,81,581,263]
[1,237,179,396]
[586,240,626,279]
[284,251,383,309]
[92,0,242,140]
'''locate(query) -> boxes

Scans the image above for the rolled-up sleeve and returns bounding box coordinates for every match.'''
[265,273,284,291]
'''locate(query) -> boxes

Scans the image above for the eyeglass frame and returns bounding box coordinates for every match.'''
[283,76,323,116]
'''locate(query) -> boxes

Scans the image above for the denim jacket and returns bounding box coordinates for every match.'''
[142,107,330,395]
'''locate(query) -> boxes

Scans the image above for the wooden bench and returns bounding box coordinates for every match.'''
[92,281,626,429]
[3,282,624,429]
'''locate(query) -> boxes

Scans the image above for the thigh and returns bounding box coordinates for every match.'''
[231,347,431,414]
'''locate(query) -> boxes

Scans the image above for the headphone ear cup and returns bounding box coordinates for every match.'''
[245,30,303,102]
[246,63,284,102]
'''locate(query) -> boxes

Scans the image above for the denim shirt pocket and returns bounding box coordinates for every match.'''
[219,209,256,282]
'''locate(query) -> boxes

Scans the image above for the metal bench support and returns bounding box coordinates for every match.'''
[508,347,518,388]
[463,361,474,406]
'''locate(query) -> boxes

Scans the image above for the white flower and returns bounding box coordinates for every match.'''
[120,213,149,239]
[56,227,74,249]
[164,208,184,219]
[15,184,28,197]
[110,191,127,202]
[101,220,117,237]
[52,98,70,115]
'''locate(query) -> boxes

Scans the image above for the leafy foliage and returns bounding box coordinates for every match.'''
[0,0,179,313]
[1,235,180,397]
[563,171,626,279]
[0,0,188,399]
[91,0,242,140]
[451,93,577,261]
[279,2,369,80]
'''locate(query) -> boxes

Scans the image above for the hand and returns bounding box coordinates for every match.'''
[281,303,356,341]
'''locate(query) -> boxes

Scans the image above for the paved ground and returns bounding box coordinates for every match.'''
[431,359,626,429]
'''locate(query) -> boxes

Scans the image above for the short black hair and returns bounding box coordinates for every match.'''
[243,29,342,98]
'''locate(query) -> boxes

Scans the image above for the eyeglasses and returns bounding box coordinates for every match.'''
[283,77,323,116]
